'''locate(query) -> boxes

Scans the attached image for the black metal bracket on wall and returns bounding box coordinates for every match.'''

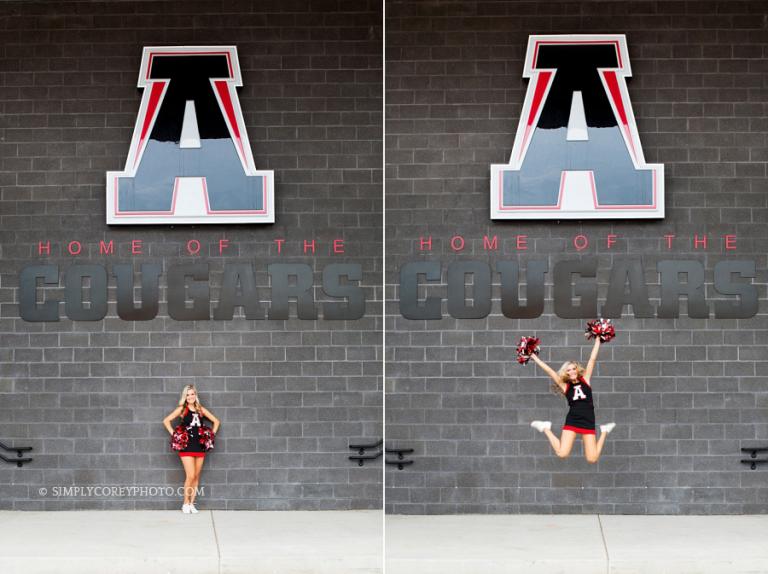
[348,438,383,467]
[740,446,768,470]
[385,447,414,470]
[0,440,34,468]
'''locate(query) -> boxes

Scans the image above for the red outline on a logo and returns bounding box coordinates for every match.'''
[146,51,234,80]
[531,40,623,68]
[497,170,658,212]
[113,177,269,217]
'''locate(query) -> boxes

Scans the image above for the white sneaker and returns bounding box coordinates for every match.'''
[189,503,199,514]
[182,504,191,514]
[530,420,552,433]
[600,422,616,434]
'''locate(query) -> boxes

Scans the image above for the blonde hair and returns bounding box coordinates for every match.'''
[177,384,204,419]
[551,361,585,397]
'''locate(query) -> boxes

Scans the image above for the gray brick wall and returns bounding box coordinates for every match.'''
[0,0,382,510]
[385,0,768,514]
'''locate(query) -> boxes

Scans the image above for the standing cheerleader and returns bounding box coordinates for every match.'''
[163,384,220,513]
[519,320,616,463]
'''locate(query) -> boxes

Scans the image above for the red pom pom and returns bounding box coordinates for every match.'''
[516,336,541,365]
[171,425,189,451]
[585,318,616,343]
[198,426,216,452]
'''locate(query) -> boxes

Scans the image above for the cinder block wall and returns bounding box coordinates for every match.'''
[0,0,382,510]
[385,0,768,514]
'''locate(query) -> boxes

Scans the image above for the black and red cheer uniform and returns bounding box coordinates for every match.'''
[563,376,596,435]
[178,406,207,458]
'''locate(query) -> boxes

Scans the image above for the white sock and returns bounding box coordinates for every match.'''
[600,422,616,434]
[530,420,552,433]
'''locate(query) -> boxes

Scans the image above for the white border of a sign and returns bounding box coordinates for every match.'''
[107,46,275,225]
[490,34,664,220]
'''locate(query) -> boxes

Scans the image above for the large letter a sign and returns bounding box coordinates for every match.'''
[107,46,274,224]
[491,35,663,220]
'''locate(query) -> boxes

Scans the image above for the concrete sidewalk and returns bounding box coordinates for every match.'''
[0,509,383,574]
[386,514,768,574]
[4,511,767,573]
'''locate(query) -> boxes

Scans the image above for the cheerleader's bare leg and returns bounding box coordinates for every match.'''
[595,429,609,457]
[582,432,609,464]
[180,456,196,504]
[190,457,205,505]
[544,428,576,458]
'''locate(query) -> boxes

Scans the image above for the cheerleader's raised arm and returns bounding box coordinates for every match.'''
[583,337,601,384]
[530,353,567,394]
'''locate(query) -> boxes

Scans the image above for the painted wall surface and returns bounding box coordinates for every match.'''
[385,0,768,514]
[0,0,382,510]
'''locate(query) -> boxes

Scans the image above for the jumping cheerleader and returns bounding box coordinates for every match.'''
[521,321,616,463]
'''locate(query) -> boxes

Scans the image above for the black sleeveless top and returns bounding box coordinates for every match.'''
[565,376,593,410]
[181,406,206,425]
[179,406,208,453]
